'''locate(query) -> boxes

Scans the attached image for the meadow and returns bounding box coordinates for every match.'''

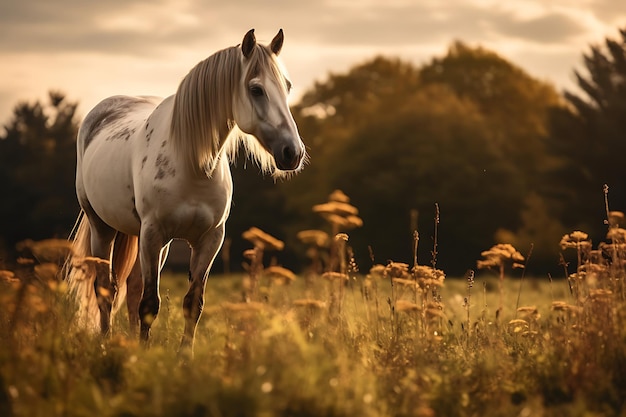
[1,196,626,417]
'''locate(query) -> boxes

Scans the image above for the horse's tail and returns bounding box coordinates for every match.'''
[66,211,138,332]
[111,230,139,314]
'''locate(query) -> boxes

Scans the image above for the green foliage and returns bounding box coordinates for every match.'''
[0,91,79,261]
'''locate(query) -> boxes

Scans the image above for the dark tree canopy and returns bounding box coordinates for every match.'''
[547,28,626,241]
[282,45,567,274]
[0,91,79,260]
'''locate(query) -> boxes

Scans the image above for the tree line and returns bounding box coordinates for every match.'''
[1,28,625,276]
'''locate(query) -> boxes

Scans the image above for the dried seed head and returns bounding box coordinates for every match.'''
[243,249,257,260]
[312,202,359,217]
[328,189,350,203]
[392,278,418,288]
[242,227,284,251]
[34,263,59,282]
[16,238,74,264]
[589,288,613,301]
[395,300,422,312]
[607,227,626,242]
[425,307,445,319]
[369,264,386,278]
[609,211,625,228]
[322,272,349,281]
[264,266,296,284]
[478,243,524,269]
[297,230,330,247]
[560,231,591,249]
[551,301,583,314]
[0,270,19,285]
[508,319,529,333]
[386,262,410,278]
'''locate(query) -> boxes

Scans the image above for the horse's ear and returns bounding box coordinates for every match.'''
[242,29,256,58]
[270,29,284,55]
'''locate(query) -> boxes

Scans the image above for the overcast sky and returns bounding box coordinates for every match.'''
[0,0,625,124]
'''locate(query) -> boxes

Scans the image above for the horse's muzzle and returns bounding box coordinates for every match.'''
[274,141,304,171]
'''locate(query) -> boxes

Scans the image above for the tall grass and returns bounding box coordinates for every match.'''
[1,192,626,416]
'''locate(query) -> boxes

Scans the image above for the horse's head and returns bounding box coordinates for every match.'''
[233,29,306,172]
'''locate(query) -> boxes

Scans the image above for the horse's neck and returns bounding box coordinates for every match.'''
[157,96,235,178]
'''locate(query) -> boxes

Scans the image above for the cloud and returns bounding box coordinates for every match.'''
[0,0,214,56]
[490,11,584,43]
[0,0,624,123]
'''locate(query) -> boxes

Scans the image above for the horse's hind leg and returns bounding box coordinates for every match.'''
[126,258,142,336]
[181,224,226,352]
[83,209,118,335]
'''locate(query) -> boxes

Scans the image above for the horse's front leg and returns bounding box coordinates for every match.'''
[138,223,166,342]
[128,241,170,336]
[181,224,226,352]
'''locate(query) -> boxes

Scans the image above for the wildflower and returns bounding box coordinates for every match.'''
[477,244,525,269]
[322,272,349,281]
[412,265,446,288]
[425,307,445,319]
[392,278,417,288]
[385,262,410,279]
[16,238,73,264]
[559,231,591,250]
[368,264,386,278]
[0,270,18,283]
[297,230,329,247]
[242,227,284,251]
[312,192,363,232]
[34,263,59,282]
[395,299,421,312]
[517,306,541,321]
[328,189,350,203]
[551,301,583,314]
[477,243,523,314]
[589,288,613,301]
[264,266,296,285]
[608,211,625,228]
[313,201,359,217]
[335,233,349,242]
[243,249,257,260]
[508,319,529,333]
[607,227,626,242]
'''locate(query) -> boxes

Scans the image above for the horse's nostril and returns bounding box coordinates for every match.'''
[282,145,294,161]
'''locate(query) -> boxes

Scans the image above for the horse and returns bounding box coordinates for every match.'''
[66,29,306,351]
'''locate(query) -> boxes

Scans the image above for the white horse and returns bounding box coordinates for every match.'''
[66,29,306,350]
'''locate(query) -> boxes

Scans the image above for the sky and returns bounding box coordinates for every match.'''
[0,0,625,125]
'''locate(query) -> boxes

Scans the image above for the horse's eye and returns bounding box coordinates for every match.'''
[250,86,264,97]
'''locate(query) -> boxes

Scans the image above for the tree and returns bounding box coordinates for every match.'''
[547,27,626,240]
[286,49,567,274]
[0,91,79,260]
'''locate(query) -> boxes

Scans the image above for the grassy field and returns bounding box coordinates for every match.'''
[1,238,626,417]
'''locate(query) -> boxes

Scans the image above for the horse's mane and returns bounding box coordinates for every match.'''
[170,43,287,176]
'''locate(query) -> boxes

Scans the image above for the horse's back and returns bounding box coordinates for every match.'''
[77,95,162,157]
[76,95,163,235]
